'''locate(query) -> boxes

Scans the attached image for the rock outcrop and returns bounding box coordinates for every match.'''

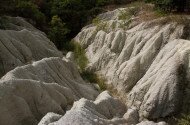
[40,91,127,125]
[2,7,190,125]
[0,16,62,77]
[0,16,100,125]
[75,8,190,122]
[0,57,99,125]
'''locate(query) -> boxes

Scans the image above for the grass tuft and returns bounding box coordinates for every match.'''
[71,40,107,91]
[71,41,88,71]
[178,114,190,125]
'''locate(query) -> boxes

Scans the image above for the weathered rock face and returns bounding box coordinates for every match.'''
[0,16,62,77]
[0,16,100,125]
[75,8,190,121]
[137,121,167,125]
[0,57,99,125]
[41,91,127,125]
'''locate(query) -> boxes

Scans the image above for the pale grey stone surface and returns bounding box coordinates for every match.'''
[0,57,99,125]
[49,91,127,125]
[124,107,139,125]
[0,16,62,77]
[137,121,167,125]
[75,8,190,122]
[38,112,62,125]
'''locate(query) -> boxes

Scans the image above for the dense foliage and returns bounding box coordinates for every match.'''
[0,0,130,51]
[145,0,189,12]
[48,15,70,49]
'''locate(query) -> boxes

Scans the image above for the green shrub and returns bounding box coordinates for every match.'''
[48,15,70,50]
[118,7,139,21]
[71,41,106,90]
[118,9,131,21]
[81,71,107,90]
[145,0,187,12]
[92,17,108,32]
[178,114,190,125]
[96,0,110,6]
[0,17,8,29]
[16,1,46,26]
[72,42,88,71]
[0,0,132,50]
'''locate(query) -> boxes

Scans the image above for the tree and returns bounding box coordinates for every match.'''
[48,15,70,49]
[16,1,46,27]
[145,0,187,12]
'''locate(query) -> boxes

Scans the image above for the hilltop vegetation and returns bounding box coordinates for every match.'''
[0,0,130,50]
[1,0,189,51]
[145,0,190,12]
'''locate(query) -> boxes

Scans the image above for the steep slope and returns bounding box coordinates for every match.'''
[0,17,100,125]
[41,91,127,125]
[0,16,131,125]
[0,16,62,77]
[0,56,99,125]
[75,8,190,122]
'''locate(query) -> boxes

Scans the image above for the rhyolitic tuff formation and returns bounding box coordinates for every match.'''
[75,8,190,124]
[0,16,131,125]
[0,16,62,77]
[2,7,190,125]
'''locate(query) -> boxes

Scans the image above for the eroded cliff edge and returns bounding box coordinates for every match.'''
[1,6,190,125]
[74,7,190,124]
[0,16,131,125]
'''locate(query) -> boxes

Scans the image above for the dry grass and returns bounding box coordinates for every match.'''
[122,1,190,29]
[106,84,128,104]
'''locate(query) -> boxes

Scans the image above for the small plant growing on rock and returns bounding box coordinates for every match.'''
[92,17,108,32]
[81,71,107,91]
[118,7,139,21]
[71,40,107,91]
[118,7,139,30]
[118,9,130,21]
[72,41,88,71]
[92,17,101,26]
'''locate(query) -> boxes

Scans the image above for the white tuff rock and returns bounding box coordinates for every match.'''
[46,91,127,125]
[0,57,99,125]
[75,8,190,122]
[0,16,62,77]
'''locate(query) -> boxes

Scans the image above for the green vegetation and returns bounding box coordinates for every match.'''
[178,114,190,125]
[92,17,108,32]
[118,7,139,29]
[16,1,46,27]
[71,40,106,91]
[81,71,107,90]
[48,15,70,50]
[72,42,88,71]
[145,0,189,12]
[0,17,8,29]
[118,7,139,21]
[0,0,131,51]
